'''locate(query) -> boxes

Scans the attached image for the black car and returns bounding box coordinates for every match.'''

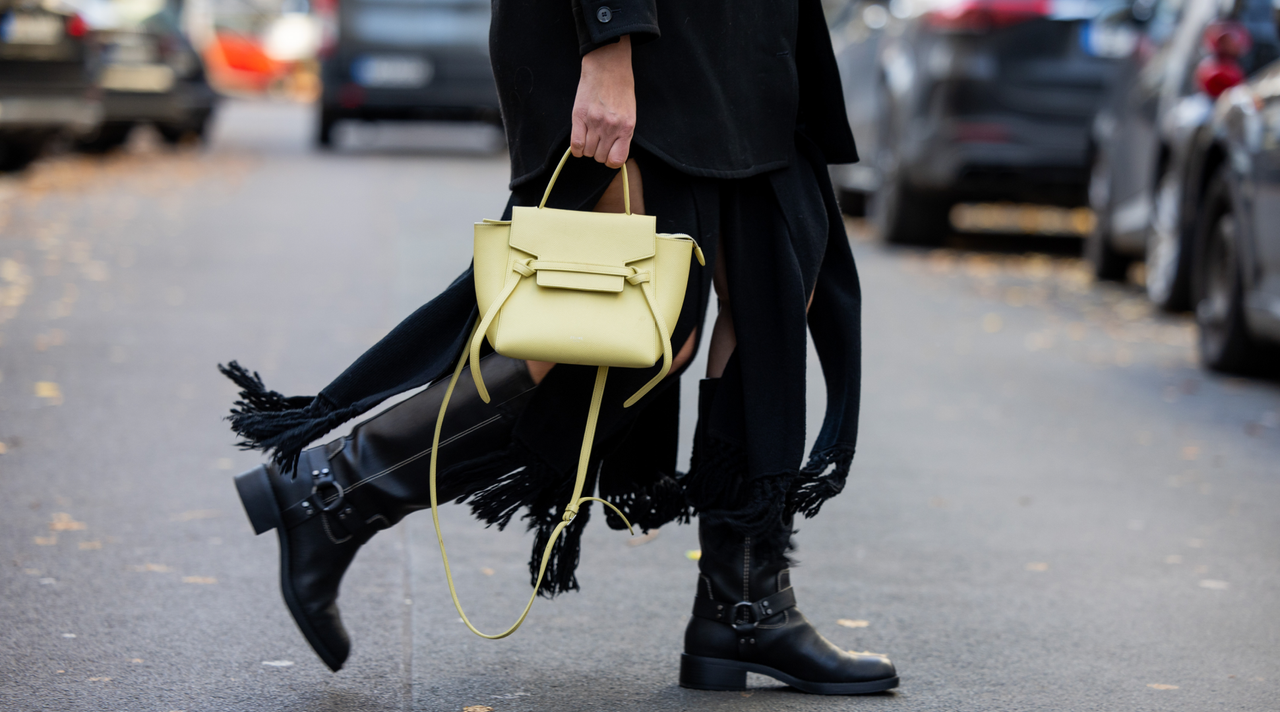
[77,0,217,152]
[1179,57,1280,373]
[313,0,499,148]
[0,0,100,170]
[1085,0,1279,311]
[830,0,1123,243]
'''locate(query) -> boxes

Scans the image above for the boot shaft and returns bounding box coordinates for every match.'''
[696,518,793,604]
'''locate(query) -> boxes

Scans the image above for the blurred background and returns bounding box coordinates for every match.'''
[0,0,1276,709]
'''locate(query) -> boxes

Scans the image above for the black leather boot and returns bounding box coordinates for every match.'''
[680,519,899,694]
[233,355,536,671]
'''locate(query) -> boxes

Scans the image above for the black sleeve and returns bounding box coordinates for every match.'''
[571,0,660,56]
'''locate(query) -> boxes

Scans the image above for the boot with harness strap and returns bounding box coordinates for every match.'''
[232,354,536,671]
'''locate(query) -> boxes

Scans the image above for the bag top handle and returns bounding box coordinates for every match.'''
[538,147,630,215]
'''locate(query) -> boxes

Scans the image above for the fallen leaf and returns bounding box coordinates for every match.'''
[87,676,111,682]
[1147,683,1179,690]
[837,619,870,628]
[1181,445,1200,461]
[49,512,86,531]
[463,707,493,712]
[182,576,217,585]
[34,535,57,546]
[129,658,143,663]
[626,529,661,547]
[61,633,76,638]
[740,691,754,697]
[34,381,63,404]
[1025,562,1050,572]
[1164,555,1182,564]
[128,563,172,572]
[262,660,294,667]
[480,567,495,576]
[0,442,7,454]
[685,549,702,561]
[1198,579,1229,590]
[78,541,102,550]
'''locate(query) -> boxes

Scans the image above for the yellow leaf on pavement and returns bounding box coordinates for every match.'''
[49,513,86,531]
[685,549,702,561]
[1147,684,1179,690]
[837,619,869,628]
[182,576,217,585]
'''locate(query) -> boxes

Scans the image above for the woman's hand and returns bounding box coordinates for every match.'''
[571,35,635,168]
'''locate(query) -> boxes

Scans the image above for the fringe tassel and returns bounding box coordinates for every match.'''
[789,447,854,519]
[463,444,595,598]
[217,361,364,476]
[601,473,691,533]
[684,437,855,538]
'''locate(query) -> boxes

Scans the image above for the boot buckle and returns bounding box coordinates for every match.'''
[730,601,758,633]
[310,473,346,514]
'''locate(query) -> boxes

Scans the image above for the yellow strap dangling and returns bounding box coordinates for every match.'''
[429,320,633,640]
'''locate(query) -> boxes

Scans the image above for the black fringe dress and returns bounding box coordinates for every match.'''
[220,0,864,597]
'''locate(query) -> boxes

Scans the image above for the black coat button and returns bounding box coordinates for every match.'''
[596,6,612,22]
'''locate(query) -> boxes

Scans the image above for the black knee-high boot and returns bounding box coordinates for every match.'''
[233,355,535,671]
[680,380,898,694]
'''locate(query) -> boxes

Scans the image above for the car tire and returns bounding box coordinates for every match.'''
[1145,167,1193,312]
[76,122,133,154]
[0,137,44,172]
[1194,168,1267,374]
[872,174,950,245]
[1085,149,1131,281]
[316,108,337,149]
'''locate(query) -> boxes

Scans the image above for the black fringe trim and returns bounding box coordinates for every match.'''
[217,361,364,476]
[461,444,595,598]
[601,473,691,533]
[684,436,854,538]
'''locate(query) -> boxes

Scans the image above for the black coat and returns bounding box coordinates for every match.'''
[490,0,858,187]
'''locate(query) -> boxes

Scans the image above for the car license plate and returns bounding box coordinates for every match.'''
[353,56,432,89]
[1,13,63,45]
[101,64,176,93]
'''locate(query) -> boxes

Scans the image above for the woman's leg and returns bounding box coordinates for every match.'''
[526,159,698,384]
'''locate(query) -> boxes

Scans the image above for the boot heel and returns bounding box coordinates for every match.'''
[680,654,748,691]
[234,465,280,535]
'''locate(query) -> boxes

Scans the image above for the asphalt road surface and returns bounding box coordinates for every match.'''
[1,101,1277,712]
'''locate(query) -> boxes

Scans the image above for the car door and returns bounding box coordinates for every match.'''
[1245,59,1280,330]
[1108,0,1202,248]
[829,0,892,195]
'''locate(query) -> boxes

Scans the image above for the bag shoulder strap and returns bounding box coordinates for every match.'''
[429,319,635,639]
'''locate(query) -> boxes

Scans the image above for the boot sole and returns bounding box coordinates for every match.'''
[679,653,899,695]
[234,465,346,672]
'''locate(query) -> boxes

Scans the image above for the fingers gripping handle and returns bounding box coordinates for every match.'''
[539,148,631,215]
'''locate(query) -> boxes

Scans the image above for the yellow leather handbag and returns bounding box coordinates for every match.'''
[428,148,704,639]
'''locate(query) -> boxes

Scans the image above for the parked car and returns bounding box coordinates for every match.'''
[1086,0,1279,312]
[0,0,101,170]
[76,0,217,152]
[1178,57,1280,373]
[313,0,500,148]
[829,0,1124,244]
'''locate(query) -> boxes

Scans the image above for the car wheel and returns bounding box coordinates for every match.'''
[316,108,337,149]
[1145,167,1193,311]
[76,122,133,154]
[872,171,950,245]
[1194,168,1265,374]
[155,122,187,145]
[0,137,44,172]
[1084,149,1131,281]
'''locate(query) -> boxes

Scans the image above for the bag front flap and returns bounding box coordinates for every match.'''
[509,205,656,270]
